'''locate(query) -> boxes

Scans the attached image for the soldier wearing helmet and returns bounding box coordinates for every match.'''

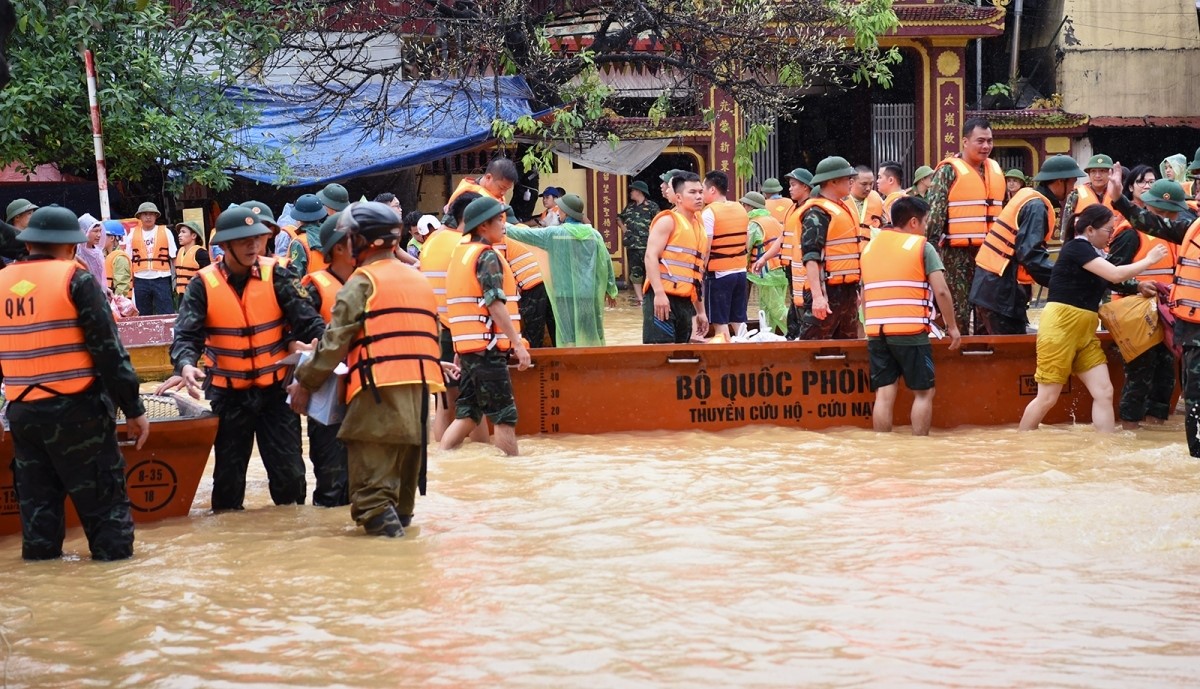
[291,202,450,537]
[0,205,149,561]
[161,206,325,512]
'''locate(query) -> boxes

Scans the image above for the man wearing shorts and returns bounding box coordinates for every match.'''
[440,197,531,456]
[860,196,962,435]
[700,171,750,339]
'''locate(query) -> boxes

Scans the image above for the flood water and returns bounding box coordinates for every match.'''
[2,301,1199,688]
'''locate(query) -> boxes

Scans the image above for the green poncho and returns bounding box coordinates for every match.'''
[505,222,618,347]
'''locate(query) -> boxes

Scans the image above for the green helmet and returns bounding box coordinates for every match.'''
[760,178,784,194]
[1188,146,1200,173]
[136,201,161,217]
[319,212,345,259]
[462,197,511,233]
[1032,155,1085,182]
[1005,168,1028,181]
[808,157,856,186]
[316,183,350,211]
[241,200,278,228]
[1141,180,1188,213]
[739,191,766,209]
[5,198,38,222]
[16,206,88,244]
[210,206,271,245]
[1083,154,1113,171]
[784,167,813,187]
[659,169,682,184]
[912,166,935,184]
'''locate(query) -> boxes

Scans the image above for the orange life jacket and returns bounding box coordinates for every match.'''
[175,245,202,294]
[806,196,865,286]
[860,231,932,336]
[847,190,885,230]
[447,177,505,210]
[345,260,445,401]
[1170,218,1200,323]
[128,225,172,272]
[780,202,802,267]
[882,190,907,226]
[766,198,792,225]
[750,214,783,273]
[940,157,1006,247]
[789,199,818,305]
[294,233,329,274]
[419,228,465,328]
[1074,183,1113,213]
[643,209,707,299]
[447,242,522,354]
[1109,224,1177,288]
[105,250,134,296]
[976,187,1055,285]
[200,258,290,389]
[300,269,345,323]
[505,237,544,290]
[705,200,750,272]
[280,224,299,239]
[0,259,97,403]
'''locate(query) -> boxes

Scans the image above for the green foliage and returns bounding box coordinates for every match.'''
[986,82,1015,98]
[0,0,298,192]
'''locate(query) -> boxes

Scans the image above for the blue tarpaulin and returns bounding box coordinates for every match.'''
[229,77,537,187]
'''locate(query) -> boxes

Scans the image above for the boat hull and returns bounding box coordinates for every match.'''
[511,335,1153,435]
[1,394,217,537]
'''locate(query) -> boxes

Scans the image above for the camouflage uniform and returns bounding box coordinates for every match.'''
[285,222,322,275]
[3,265,145,561]
[455,246,519,426]
[304,285,351,507]
[171,260,325,510]
[1113,195,1199,453]
[925,163,981,334]
[618,199,659,283]
[797,202,861,340]
[1106,227,1177,422]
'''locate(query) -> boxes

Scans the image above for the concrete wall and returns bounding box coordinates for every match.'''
[1047,0,1200,117]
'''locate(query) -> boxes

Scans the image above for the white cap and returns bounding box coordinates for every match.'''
[416,214,439,236]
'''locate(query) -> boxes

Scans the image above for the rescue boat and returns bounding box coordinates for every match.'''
[510,335,1139,435]
[0,394,218,537]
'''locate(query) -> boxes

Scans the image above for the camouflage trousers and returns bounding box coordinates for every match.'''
[456,350,519,426]
[8,392,134,561]
[943,246,980,334]
[624,228,648,283]
[346,441,422,527]
[209,385,306,510]
[307,419,349,507]
[1119,342,1176,423]
[519,282,556,348]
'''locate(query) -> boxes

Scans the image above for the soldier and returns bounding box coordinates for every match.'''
[125,201,177,316]
[1005,168,1028,202]
[1109,175,1200,451]
[163,206,325,511]
[0,205,149,561]
[798,156,864,340]
[287,193,329,274]
[970,154,1081,334]
[909,166,934,199]
[290,202,446,537]
[441,197,532,456]
[846,165,885,235]
[1059,154,1115,241]
[295,212,351,507]
[618,180,659,306]
[924,117,1006,335]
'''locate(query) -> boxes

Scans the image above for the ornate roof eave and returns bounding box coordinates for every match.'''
[967,109,1090,136]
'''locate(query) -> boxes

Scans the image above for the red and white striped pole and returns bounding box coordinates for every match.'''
[83,49,111,220]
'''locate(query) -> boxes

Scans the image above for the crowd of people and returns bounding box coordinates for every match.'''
[6,115,1200,561]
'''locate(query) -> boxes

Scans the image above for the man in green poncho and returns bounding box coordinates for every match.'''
[743,191,788,334]
[505,194,618,347]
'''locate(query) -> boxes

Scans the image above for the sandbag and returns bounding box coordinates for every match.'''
[1099,294,1164,362]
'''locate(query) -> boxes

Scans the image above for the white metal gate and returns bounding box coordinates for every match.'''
[744,106,779,192]
[871,103,916,184]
